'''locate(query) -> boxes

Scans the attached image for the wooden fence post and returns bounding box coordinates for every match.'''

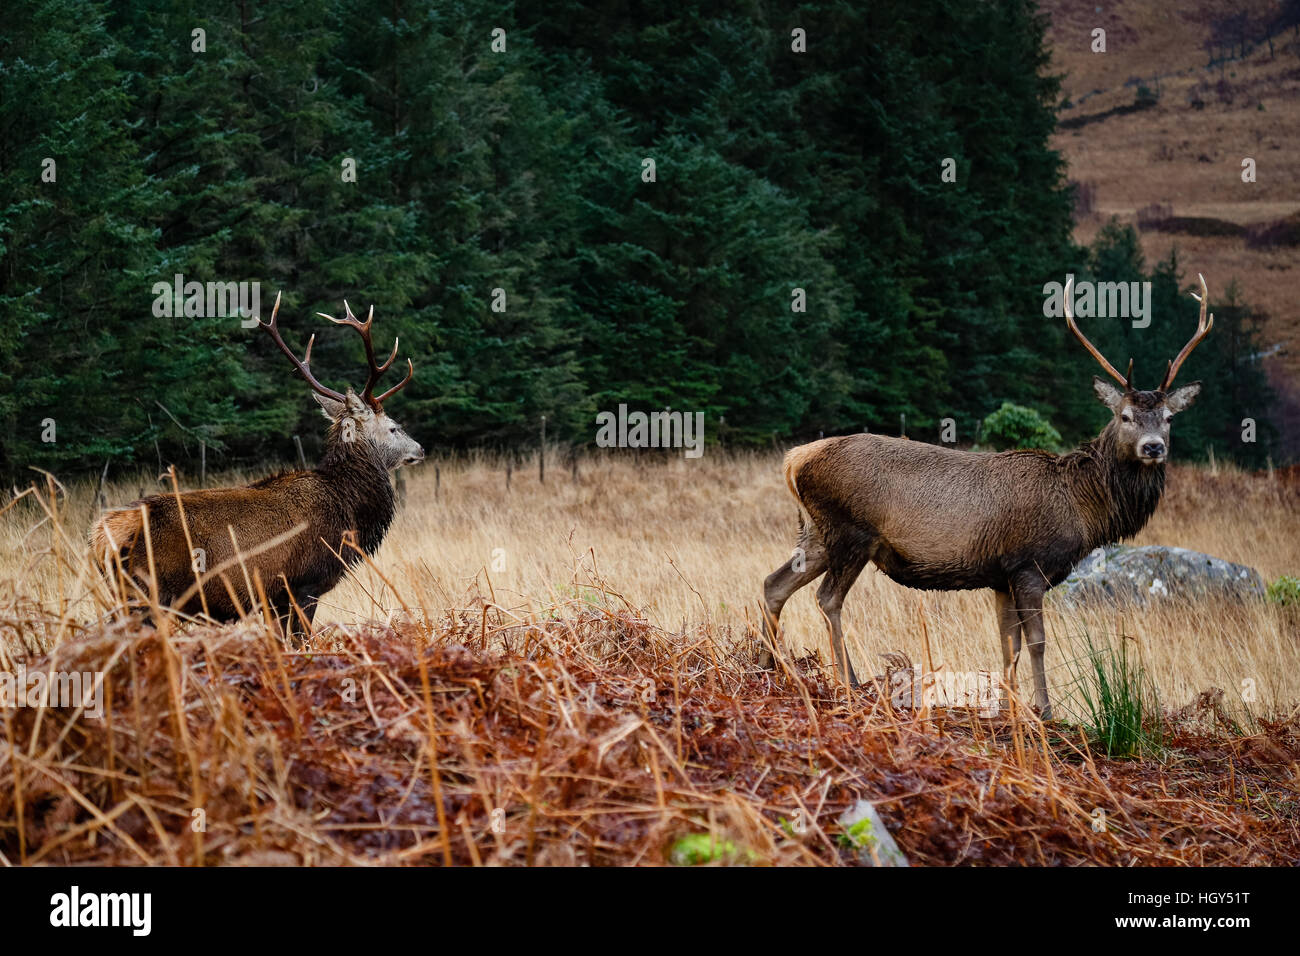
[94,459,110,511]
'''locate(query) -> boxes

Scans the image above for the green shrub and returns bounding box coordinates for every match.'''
[1267,575,1300,606]
[978,403,1064,452]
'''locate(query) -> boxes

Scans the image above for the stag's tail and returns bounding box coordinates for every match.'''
[89,507,143,570]
[782,439,834,540]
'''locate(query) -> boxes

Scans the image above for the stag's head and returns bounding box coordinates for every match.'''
[1066,273,1213,467]
[313,388,424,471]
[259,293,425,471]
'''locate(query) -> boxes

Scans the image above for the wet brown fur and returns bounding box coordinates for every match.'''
[789,419,1165,594]
[761,385,1197,717]
[90,421,395,633]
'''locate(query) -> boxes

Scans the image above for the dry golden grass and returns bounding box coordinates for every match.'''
[2,450,1298,866]
[3,449,1297,726]
[290,452,1300,723]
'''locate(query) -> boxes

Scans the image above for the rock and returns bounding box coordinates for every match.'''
[837,801,908,867]
[1052,544,1266,609]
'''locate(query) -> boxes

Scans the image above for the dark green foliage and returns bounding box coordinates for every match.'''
[0,0,1281,481]
[979,403,1063,452]
[1065,221,1277,465]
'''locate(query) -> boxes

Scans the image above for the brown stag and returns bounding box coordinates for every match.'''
[90,293,423,637]
[759,274,1215,718]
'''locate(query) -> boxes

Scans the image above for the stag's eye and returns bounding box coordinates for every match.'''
[1163,410,1173,423]
[1120,409,1134,423]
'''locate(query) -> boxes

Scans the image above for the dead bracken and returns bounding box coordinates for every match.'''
[2,597,1297,866]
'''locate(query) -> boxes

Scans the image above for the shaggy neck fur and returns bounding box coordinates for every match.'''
[1061,421,1166,550]
[317,425,396,559]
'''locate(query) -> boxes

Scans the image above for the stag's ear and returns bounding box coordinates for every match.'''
[313,391,345,420]
[1166,382,1201,414]
[1092,376,1124,411]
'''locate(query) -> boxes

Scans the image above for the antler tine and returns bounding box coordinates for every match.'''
[259,291,346,403]
[1064,275,1132,389]
[373,357,415,405]
[317,300,404,406]
[1159,273,1214,391]
[363,304,399,372]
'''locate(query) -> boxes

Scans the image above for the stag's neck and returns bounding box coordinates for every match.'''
[1064,424,1166,550]
[315,437,395,557]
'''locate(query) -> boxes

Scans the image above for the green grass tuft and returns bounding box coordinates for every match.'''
[1066,629,1164,759]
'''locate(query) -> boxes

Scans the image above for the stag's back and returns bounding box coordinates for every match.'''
[785,434,1087,587]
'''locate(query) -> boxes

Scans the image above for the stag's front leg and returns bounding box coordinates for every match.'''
[994,590,1021,673]
[815,555,867,688]
[1015,586,1052,720]
[269,581,318,646]
[994,590,1021,710]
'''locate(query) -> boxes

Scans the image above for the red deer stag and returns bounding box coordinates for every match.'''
[90,293,423,636]
[758,274,1214,718]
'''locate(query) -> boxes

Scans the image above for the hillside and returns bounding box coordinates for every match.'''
[1043,0,1300,455]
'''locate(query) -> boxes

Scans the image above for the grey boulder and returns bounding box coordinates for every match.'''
[1052,544,1265,608]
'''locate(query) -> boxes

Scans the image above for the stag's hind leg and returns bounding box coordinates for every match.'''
[815,552,869,688]
[758,526,829,669]
[994,590,1022,711]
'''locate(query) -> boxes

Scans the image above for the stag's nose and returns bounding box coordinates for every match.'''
[1140,440,1165,460]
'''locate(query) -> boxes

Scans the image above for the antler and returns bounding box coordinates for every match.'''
[314,300,414,408]
[1158,273,1214,391]
[1064,275,1132,389]
[258,291,347,403]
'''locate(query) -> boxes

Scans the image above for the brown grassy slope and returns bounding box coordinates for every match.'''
[1041,0,1300,449]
